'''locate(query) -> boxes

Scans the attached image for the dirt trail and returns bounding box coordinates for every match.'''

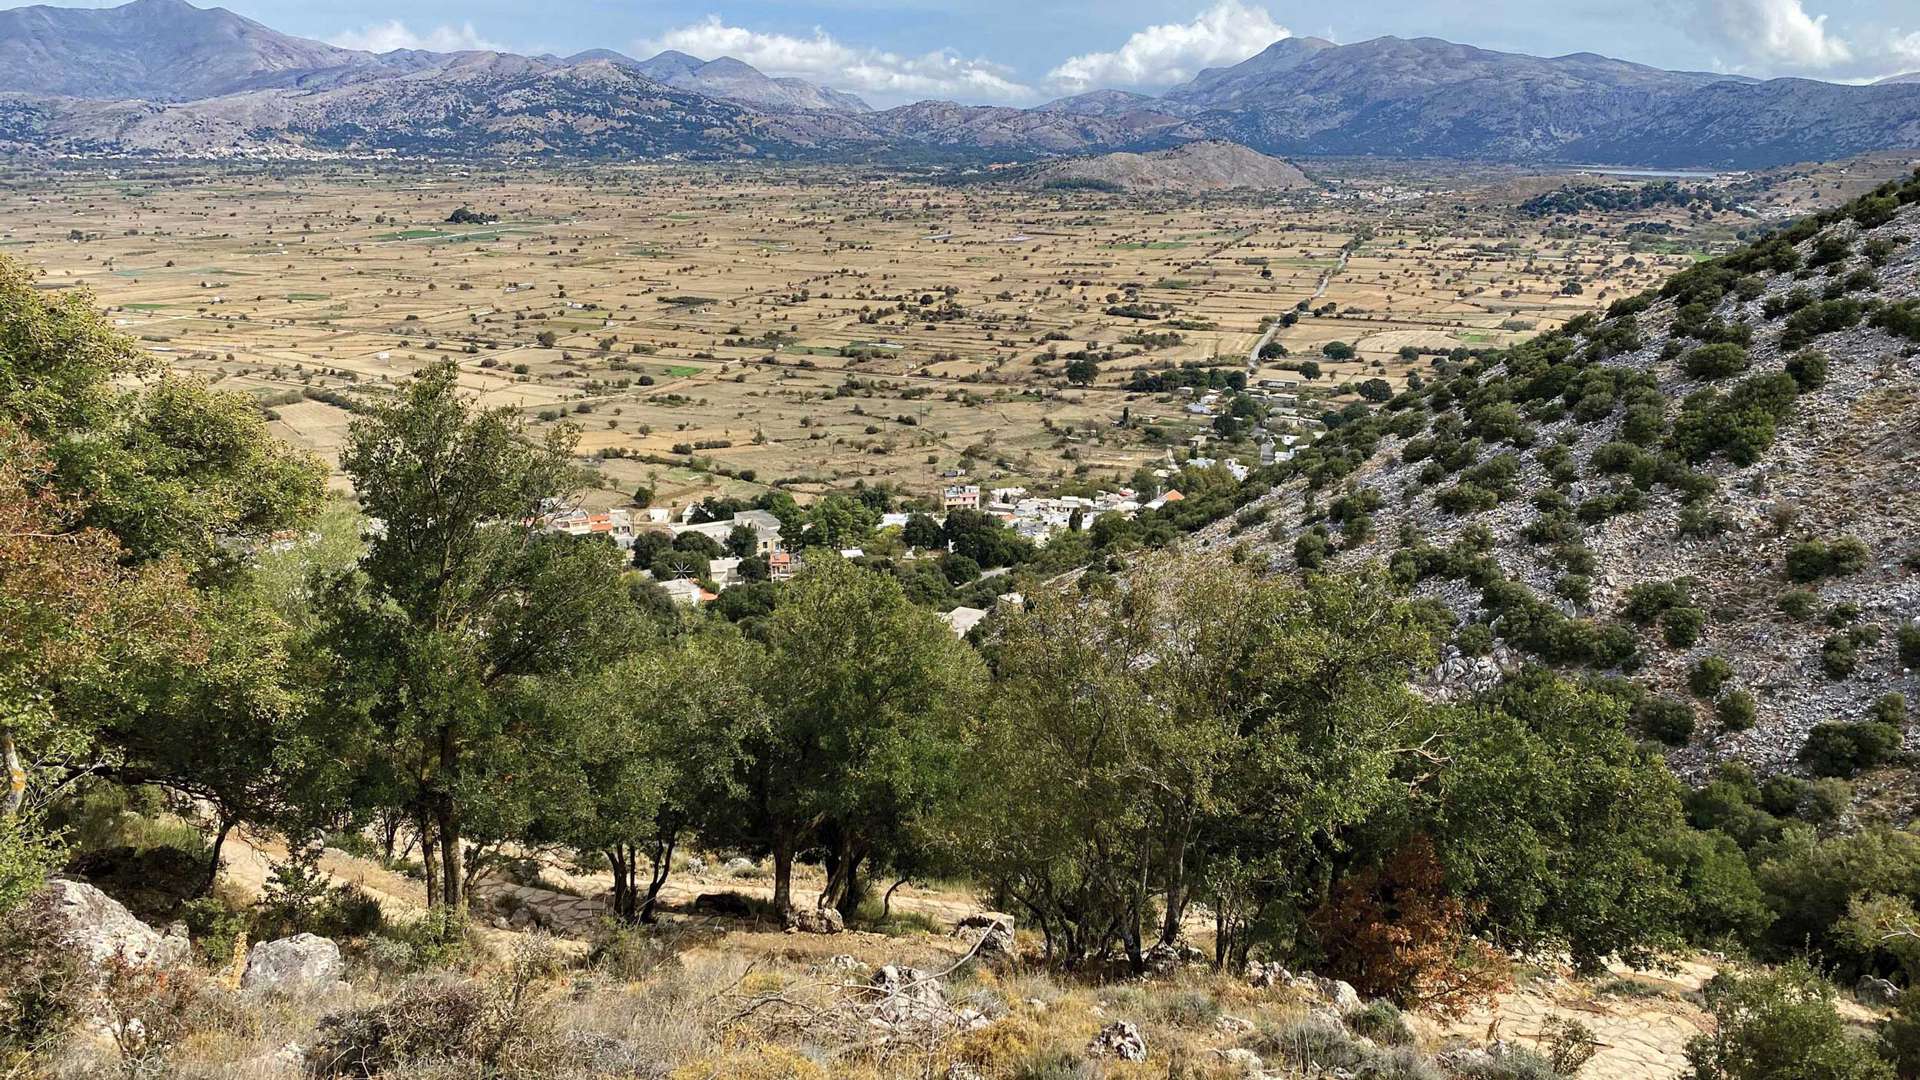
[218,831,984,940]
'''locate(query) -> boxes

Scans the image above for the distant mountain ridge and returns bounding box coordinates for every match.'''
[1018,140,1310,192]
[2,0,1919,168]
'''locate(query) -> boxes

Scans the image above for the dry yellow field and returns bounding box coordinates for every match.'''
[0,161,1751,508]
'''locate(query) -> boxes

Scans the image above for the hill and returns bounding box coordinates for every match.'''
[1020,139,1310,193]
[0,0,404,101]
[1223,171,1920,776]
[2,2,1920,166]
[625,50,870,113]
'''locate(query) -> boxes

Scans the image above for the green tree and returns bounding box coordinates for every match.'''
[1684,961,1892,1080]
[313,360,643,911]
[724,557,986,914]
[534,630,764,922]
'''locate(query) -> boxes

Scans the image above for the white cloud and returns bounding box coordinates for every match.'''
[1046,0,1290,92]
[636,16,1032,103]
[328,20,506,54]
[1892,30,1920,70]
[1681,0,1852,71]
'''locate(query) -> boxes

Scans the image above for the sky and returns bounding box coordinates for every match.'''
[31,0,1920,105]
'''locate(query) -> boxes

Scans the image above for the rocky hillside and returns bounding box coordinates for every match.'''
[625,50,871,113]
[1215,173,1920,776]
[5,1,1920,166]
[0,0,412,101]
[1018,140,1310,193]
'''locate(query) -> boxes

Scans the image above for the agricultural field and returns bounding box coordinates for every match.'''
[1,156,1893,512]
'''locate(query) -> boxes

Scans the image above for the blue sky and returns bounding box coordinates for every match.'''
[39,0,1920,104]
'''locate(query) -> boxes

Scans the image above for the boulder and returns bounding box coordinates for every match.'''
[1301,973,1364,1014]
[784,905,845,935]
[868,964,951,1028]
[722,857,757,875]
[1860,975,1904,1008]
[1214,1047,1265,1077]
[243,934,345,997]
[955,911,1016,935]
[42,878,189,970]
[1244,959,1291,988]
[1215,1014,1255,1036]
[1144,941,1187,973]
[1087,1020,1148,1062]
[953,922,1015,964]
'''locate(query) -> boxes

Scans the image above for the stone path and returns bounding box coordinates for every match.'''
[1413,960,1721,1079]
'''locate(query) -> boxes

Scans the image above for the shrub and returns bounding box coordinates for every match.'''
[1899,622,1920,670]
[1683,342,1751,379]
[1624,579,1693,624]
[1346,1000,1416,1046]
[1664,606,1708,648]
[0,891,88,1073]
[1821,632,1862,680]
[1717,691,1758,732]
[1312,836,1510,1016]
[1784,350,1829,391]
[1669,373,1800,466]
[1689,656,1734,698]
[1682,961,1892,1080]
[1786,537,1871,583]
[1639,696,1697,746]
[1799,720,1903,778]
[1780,297,1865,349]
[1776,589,1820,621]
[1871,694,1910,725]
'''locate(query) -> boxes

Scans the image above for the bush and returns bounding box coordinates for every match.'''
[1689,656,1735,698]
[1669,373,1799,466]
[1664,606,1708,648]
[1900,622,1920,670]
[1784,350,1829,391]
[0,890,89,1073]
[1313,836,1510,1016]
[1683,961,1892,1080]
[1799,720,1903,778]
[1346,999,1416,1046]
[1821,632,1863,680]
[1717,690,1758,732]
[1639,696,1698,746]
[1780,297,1865,349]
[1777,589,1820,621]
[1786,537,1871,583]
[1683,343,1751,379]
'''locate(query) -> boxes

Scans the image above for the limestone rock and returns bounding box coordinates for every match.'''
[1087,1020,1148,1062]
[1214,1046,1265,1077]
[43,878,189,970]
[243,934,346,997]
[784,905,845,934]
[1859,975,1904,1007]
[868,964,950,1028]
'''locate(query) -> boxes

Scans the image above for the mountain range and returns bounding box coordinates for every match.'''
[2,0,1919,168]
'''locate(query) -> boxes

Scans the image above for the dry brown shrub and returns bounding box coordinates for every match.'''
[1310,835,1510,1017]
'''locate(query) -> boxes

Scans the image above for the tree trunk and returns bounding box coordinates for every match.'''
[819,833,867,919]
[641,835,676,924]
[881,876,908,921]
[437,801,465,913]
[417,808,441,909]
[201,815,233,897]
[2,726,24,817]
[606,848,635,923]
[771,835,794,911]
[1160,832,1189,946]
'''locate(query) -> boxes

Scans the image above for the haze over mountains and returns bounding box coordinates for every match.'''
[2,0,1919,167]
